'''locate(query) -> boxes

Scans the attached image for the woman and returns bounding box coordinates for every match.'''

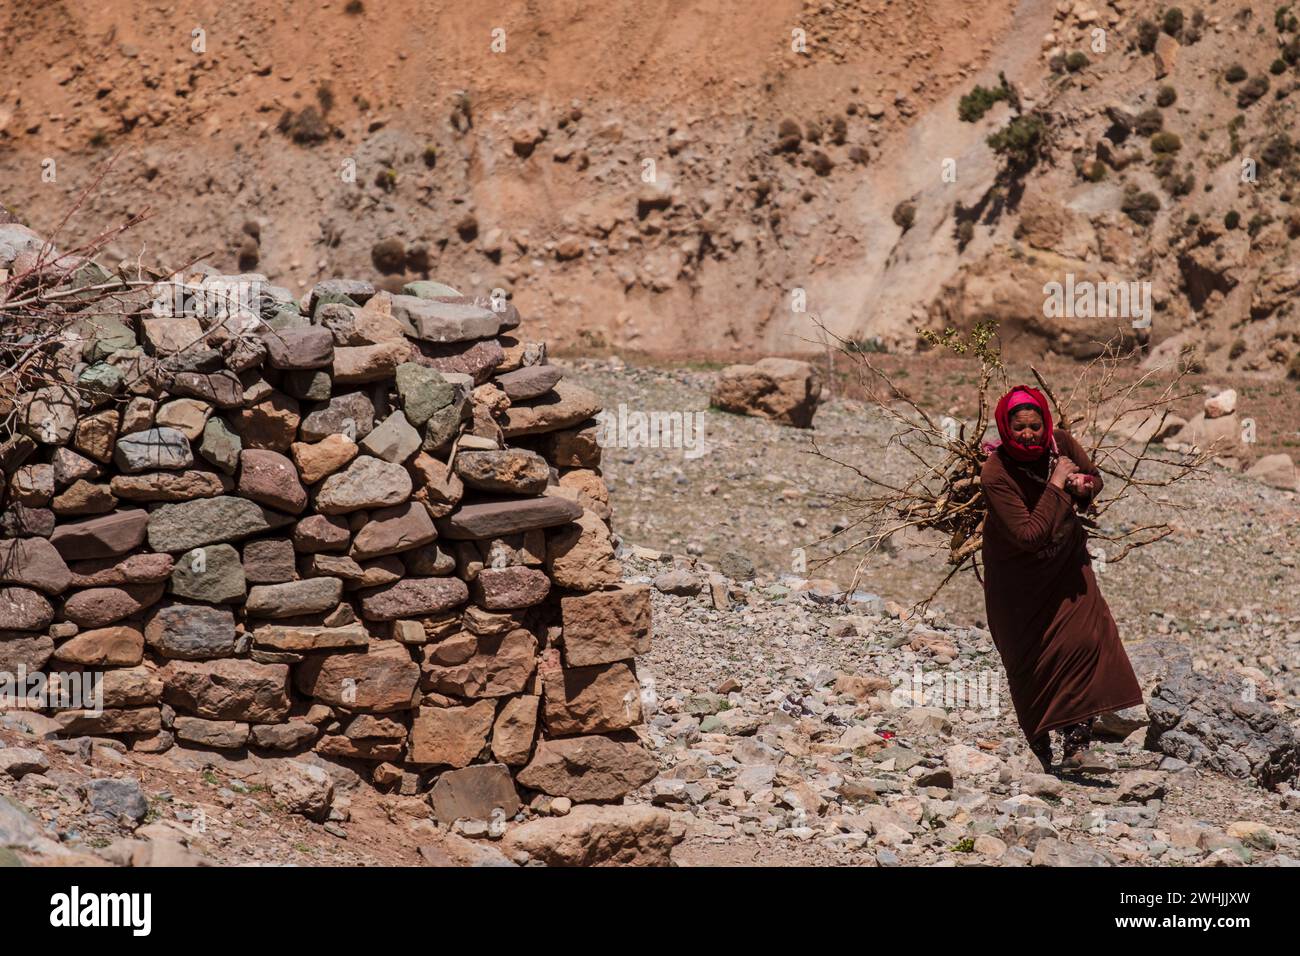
[979,385,1144,774]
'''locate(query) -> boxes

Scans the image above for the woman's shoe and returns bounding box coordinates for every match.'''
[1058,746,1117,774]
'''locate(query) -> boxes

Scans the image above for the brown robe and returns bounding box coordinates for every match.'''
[979,429,1143,742]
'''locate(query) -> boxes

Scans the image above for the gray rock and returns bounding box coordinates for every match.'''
[85,777,149,823]
[391,295,500,343]
[170,544,246,603]
[246,578,343,618]
[114,427,193,473]
[147,495,294,552]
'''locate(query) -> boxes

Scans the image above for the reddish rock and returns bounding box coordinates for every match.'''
[263,326,335,370]
[144,602,239,659]
[545,508,621,591]
[246,577,342,618]
[315,455,412,513]
[502,804,683,866]
[110,470,232,502]
[349,501,437,560]
[358,576,469,621]
[0,537,71,595]
[454,448,550,495]
[68,553,174,587]
[242,538,297,583]
[492,694,540,765]
[438,496,582,540]
[232,391,301,452]
[422,628,538,698]
[50,509,149,560]
[428,763,520,823]
[238,449,308,514]
[0,631,54,671]
[540,658,642,735]
[290,434,357,484]
[408,700,496,767]
[500,381,603,438]
[711,357,822,428]
[560,584,652,666]
[333,342,410,384]
[473,566,551,610]
[53,626,144,666]
[292,513,352,553]
[173,715,250,749]
[494,365,563,401]
[54,707,162,737]
[62,582,166,628]
[293,640,420,712]
[160,658,291,722]
[516,735,658,801]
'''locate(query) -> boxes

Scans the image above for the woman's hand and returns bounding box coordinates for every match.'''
[1049,456,1078,489]
[1065,473,1092,497]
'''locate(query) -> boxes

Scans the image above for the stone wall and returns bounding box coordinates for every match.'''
[0,250,656,821]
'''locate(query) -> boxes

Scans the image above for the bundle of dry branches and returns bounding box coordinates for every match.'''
[808,319,1213,607]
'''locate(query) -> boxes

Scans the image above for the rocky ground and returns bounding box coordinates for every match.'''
[3,358,1299,866]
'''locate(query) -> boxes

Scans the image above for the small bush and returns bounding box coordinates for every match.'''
[1083,159,1107,182]
[1163,7,1185,36]
[316,82,334,114]
[1229,338,1247,360]
[893,201,917,231]
[956,220,975,247]
[1150,131,1182,154]
[958,84,1010,122]
[1261,133,1294,169]
[1156,85,1178,107]
[1224,210,1241,229]
[344,0,364,12]
[422,144,438,167]
[1286,37,1300,64]
[986,114,1049,171]
[1248,213,1270,236]
[1225,64,1248,83]
[1065,51,1090,72]
[1237,75,1269,107]
[1135,108,1165,135]
[1122,187,1162,225]
[277,106,329,145]
[1272,58,1288,75]
[1137,18,1160,53]
[1288,351,1300,380]
[1287,211,1300,238]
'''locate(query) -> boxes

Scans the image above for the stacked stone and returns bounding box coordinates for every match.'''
[0,264,656,817]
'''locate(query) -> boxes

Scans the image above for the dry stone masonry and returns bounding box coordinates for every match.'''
[0,253,657,821]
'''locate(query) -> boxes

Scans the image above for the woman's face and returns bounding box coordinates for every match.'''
[1009,408,1044,448]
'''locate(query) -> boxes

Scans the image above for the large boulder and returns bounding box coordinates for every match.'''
[502,804,684,866]
[711,357,822,428]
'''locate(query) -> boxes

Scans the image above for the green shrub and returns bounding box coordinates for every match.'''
[1229,338,1247,360]
[1066,51,1089,72]
[1156,85,1178,107]
[1083,159,1107,182]
[1224,210,1241,229]
[344,0,364,12]
[1271,58,1288,75]
[956,220,975,246]
[1122,187,1162,225]
[1248,213,1271,236]
[986,114,1049,170]
[958,84,1010,122]
[1225,64,1248,83]
[1150,131,1182,153]
[1261,133,1294,169]
[1288,351,1300,379]
[1237,75,1269,107]
[1286,37,1300,64]
[1135,108,1164,135]
[1162,7,1184,36]
[1137,18,1160,52]
[893,201,917,231]
[422,145,438,167]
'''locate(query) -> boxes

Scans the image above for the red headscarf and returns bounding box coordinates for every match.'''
[989,385,1055,462]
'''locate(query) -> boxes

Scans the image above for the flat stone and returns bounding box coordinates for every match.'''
[17,385,78,444]
[332,342,409,385]
[263,326,335,370]
[145,602,239,659]
[68,553,174,587]
[502,804,681,867]
[170,370,245,408]
[73,409,120,464]
[293,640,420,712]
[429,764,521,823]
[315,456,412,514]
[232,391,300,452]
[51,447,103,485]
[408,701,497,767]
[517,736,658,802]
[358,577,469,621]
[298,391,375,443]
[110,470,232,502]
[422,628,538,698]
[454,449,550,495]
[114,427,193,473]
[560,584,653,666]
[51,479,117,516]
[238,449,307,514]
[540,658,642,735]
[292,513,351,553]
[500,381,602,438]
[343,502,434,561]
[160,658,290,722]
[51,510,149,560]
[546,508,621,590]
[252,623,370,652]
[53,626,144,666]
[250,722,319,751]
[246,578,343,618]
[391,296,500,343]
[242,538,296,583]
[492,695,539,765]
[359,410,422,463]
[438,496,582,540]
[473,566,551,610]
[0,537,71,595]
[62,583,165,628]
[155,398,211,440]
[0,631,53,671]
[412,339,505,386]
[140,316,203,353]
[147,495,293,552]
[170,544,246,603]
[0,503,55,538]
[494,365,563,401]
[173,716,249,749]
